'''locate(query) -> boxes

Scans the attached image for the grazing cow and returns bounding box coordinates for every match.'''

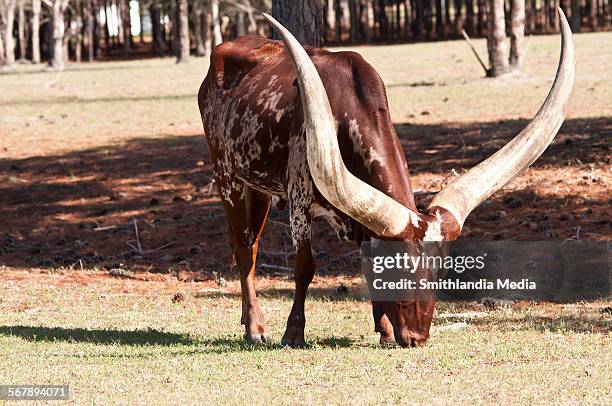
[197,10,575,347]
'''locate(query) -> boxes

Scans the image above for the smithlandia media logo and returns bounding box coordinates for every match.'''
[361,241,610,302]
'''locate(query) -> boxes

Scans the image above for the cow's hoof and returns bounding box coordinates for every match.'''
[379,335,397,346]
[245,333,270,346]
[280,336,305,348]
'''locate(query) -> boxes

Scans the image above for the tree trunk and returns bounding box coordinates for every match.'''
[163,8,168,49]
[403,0,410,37]
[487,0,510,76]
[272,0,324,47]
[444,0,451,34]
[139,0,144,43]
[243,0,257,34]
[570,0,580,31]
[349,0,358,42]
[424,0,433,37]
[435,0,443,36]
[477,0,486,34]
[527,0,536,33]
[235,9,246,37]
[128,1,134,47]
[62,26,68,63]
[560,0,570,19]
[203,5,212,56]
[85,0,94,61]
[93,0,100,57]
[119,0,130,57]
[454,0,463,35]
[509,0,525,71]
[326,0,335,32]
[341,0,350,29]
[103,0,111,54]
[413,0,424,37]
[17,0,25,60]
[194,2,205,56]
[117,0,124,47]
[335,0,342,41]
[171,2,178,55]
[360,0,369,41]
[150,2,163,55]
[389,0,394,34]
[32,0,41,63]
[4,0,16,65]
[395,0,401,38]
[544,0,550,32]
[0,18,5,66]
[379,0,390,41]
[176,0,189,63]
[0,26,4,66]
[589,0,598,29]
[75,0,83,63]
[465,0,475,34]
[211,0,222,46]
[554,0,560,32]
[48,0,66,68]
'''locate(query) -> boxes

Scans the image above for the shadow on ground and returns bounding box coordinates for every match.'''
[3,311,607,354]
[195,286,369,301]
[1,117,609,278]
[0,325,359,352]
[0,325,194,346]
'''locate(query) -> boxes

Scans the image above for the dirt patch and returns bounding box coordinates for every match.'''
[0,117,609,279]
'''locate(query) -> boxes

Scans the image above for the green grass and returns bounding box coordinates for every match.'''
[0,272,610,404]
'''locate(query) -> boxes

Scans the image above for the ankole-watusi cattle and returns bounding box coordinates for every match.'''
[197,9,575,347]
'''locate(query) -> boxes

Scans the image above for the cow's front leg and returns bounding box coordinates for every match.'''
[235,244,267,344]
[281,242,315,348]
[220,181,271,345]
[372,301,396,345]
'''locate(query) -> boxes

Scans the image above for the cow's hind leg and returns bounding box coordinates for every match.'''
[281,241,315,348]
[221,183,271,344]
[281,195,315,348]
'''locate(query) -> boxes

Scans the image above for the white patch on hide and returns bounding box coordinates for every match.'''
[348,119,385,173]
[287,129,314,248]
[311,203,350,241]
[423,210,444,241]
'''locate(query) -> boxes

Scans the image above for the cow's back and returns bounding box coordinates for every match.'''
[198,35,417,213]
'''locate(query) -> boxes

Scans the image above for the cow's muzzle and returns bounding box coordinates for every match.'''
[395,329,429,348]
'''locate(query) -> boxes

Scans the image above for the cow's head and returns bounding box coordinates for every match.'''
[264,9,575,347]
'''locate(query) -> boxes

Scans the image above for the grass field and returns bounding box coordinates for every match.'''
[1,32,611,404]
[1,268,610,404]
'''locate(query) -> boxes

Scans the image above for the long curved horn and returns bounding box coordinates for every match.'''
[429,7,575,228]
[263,13,421,237]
